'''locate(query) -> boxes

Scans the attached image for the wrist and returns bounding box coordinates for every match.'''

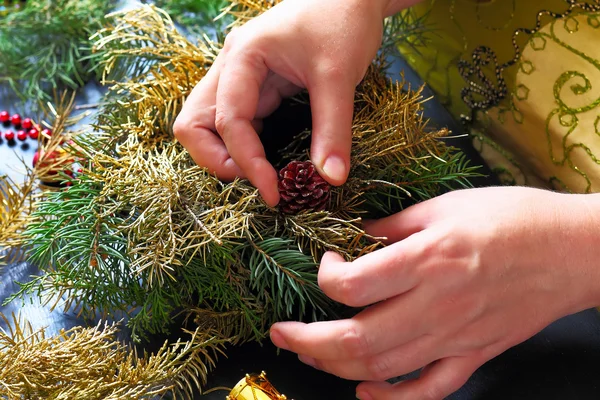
[524,191,600,317]
[573,193,600,309]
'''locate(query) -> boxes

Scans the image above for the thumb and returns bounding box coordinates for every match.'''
[308,71,356,186]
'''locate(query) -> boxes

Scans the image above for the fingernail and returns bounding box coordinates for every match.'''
[269,330,290,351]
[322,155,347,183]
[356,391,372,400]
[298,354,317,368]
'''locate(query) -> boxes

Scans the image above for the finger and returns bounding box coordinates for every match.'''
[318,237,427,308]
[216,50,280,207]
[356,356,481,400]
[297,333,441,382]
[256,73,302,119]
[363,201,432,245]
[308,69,356,186]
[174,55,244,180]
[270,287,432,361]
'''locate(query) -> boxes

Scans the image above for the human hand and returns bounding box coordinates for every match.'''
[269,186,600,399]
[174,0,417,207]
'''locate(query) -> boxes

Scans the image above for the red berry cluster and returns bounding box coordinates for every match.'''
[0,110,52,143]
[32,148,83,187]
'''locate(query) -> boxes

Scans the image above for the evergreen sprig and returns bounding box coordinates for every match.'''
[150,0,230,28]
[362,149,482,216]
[382,6,434,53]
[0,0,111,102]
[7,177,147,321]
[244,237,333,321]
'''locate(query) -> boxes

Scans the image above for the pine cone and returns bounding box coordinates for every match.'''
[278,161,331,214]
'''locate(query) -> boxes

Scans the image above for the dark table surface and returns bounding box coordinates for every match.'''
[2,32,600,400]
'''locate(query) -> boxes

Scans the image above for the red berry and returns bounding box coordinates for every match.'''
[33,150,59,171]
[0,111,9,123]
[41,128,52,138]
[22,118,33,129]
[10,114,22,126]
[28,128,39,140]
[4,131,15,141]
[17,130,27,141]
[33,150,66,175]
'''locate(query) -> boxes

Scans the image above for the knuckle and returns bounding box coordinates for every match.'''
[173,116,191,141]
[336,271,365,307]
[339,325,370,359]
[223,29,239,49]
[317,62,348,83]
[214,109,231,138]
[444,370,470,395]
[422,370,467,400]
[365,355,394,381]
[422,385,446,400]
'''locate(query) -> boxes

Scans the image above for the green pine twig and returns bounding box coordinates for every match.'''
[244,237,334,322]
[0,0,111,102]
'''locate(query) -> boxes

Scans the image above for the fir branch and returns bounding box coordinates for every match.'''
[183,259,269,343]
[8,178,146,319]
[1,91,83,264]
[359,149,483,216]
[90,4,218,85]
[184,307,259,346]
[381,7,434,54]
[0,313,227,399]
[150,0,230,29]
[243,237,333,321]
[0,0,111,102]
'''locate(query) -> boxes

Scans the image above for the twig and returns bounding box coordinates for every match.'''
[74,103,99,111]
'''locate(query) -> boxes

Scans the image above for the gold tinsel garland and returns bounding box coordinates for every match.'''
[0,313,229,399]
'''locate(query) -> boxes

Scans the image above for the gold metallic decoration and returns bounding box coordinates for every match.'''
[0,313,229,399]
[227,372,288,400]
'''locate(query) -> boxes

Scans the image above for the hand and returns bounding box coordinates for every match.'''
[269,187,600,399]
[174,0,415,207]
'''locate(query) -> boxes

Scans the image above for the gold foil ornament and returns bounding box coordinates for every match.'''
[227,372,288,400]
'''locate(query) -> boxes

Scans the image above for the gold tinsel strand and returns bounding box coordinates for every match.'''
[0,313,229,399]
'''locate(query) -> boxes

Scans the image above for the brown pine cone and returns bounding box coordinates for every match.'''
[278,160,331,214]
